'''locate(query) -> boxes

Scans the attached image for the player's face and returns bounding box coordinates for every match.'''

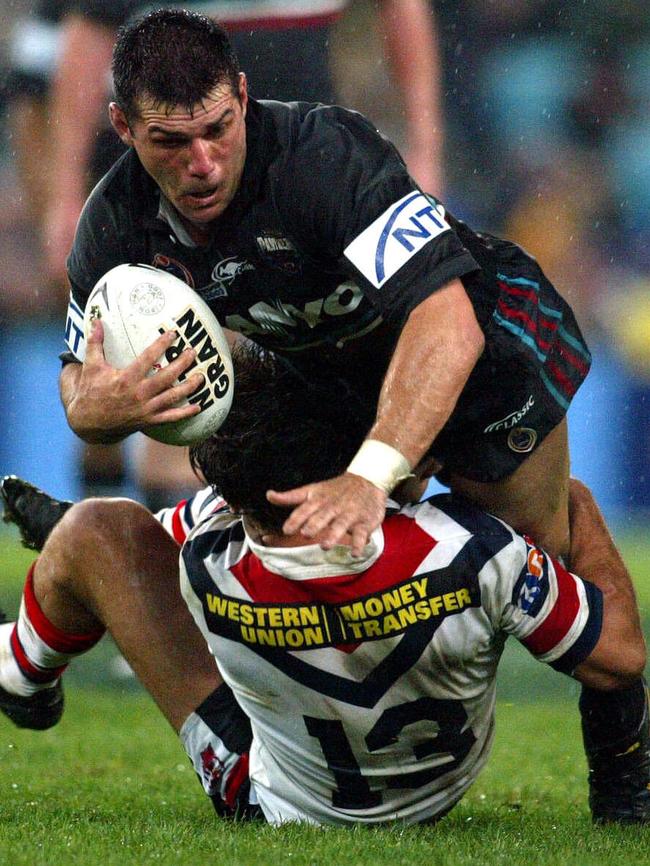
[110,75,248,238]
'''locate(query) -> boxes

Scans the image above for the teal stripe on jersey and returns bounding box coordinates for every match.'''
[492,310,548,363]
[558,324,591,361]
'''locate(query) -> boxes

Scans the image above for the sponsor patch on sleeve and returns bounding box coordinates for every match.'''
[64,295,86,361]
[344,192,451,289]
[511,537,550,618]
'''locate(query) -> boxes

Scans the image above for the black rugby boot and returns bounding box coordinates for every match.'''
[581,680,650,824]
[0,679,64,730]
[0,615,64,730]
[1,475,73,552]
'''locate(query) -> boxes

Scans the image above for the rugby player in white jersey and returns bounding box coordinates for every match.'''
[0,346,648,823]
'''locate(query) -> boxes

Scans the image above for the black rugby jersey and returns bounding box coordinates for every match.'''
[64,98,591,479]
[66,98,479,400]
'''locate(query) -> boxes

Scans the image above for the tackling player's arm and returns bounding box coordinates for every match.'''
[567,479,646,690]
[269,276,485,554]
[496,479,645,691]
[59,319,204,444]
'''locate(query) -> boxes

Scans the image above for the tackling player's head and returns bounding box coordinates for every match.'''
[112,9,241,123]
[190,346,375,534]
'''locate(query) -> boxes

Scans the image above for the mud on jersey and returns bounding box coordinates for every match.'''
[175,491,602,826]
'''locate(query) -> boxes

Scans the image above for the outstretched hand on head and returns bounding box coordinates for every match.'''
[267,472,388,556]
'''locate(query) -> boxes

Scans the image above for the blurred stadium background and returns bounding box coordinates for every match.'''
[0,0,648,530]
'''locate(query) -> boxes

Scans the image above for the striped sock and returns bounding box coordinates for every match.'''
[0,563,105,697]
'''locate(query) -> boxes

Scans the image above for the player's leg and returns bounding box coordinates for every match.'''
[0,498,256,817]
[450,445,649,823]
[447,417,570,560]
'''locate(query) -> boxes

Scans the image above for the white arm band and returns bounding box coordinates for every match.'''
[346,439,413,495]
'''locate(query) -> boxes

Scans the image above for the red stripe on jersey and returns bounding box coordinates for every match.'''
[171,500,189,544]
[230,513,437,605]
[224,753,250,810]
[497,280,540,306]
[10,627,67,682]
[23,564,105,653]
[557,340,590,376]
[546,359,578,398]
[522,559,580,655]
[496,300,554,351]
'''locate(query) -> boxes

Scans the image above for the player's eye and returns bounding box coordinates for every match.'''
[153,138,186,149]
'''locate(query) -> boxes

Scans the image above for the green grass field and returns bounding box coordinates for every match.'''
[1,525,649,865]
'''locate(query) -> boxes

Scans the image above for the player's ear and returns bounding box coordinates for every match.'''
[237,73,248,116]
[109,102,135,146]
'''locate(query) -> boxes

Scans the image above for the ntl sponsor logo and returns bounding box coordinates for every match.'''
[344,192,450,289]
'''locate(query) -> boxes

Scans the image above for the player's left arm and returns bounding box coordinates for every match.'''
[493,481,646,691]
[268,277,484,554]
[377,0,444,194]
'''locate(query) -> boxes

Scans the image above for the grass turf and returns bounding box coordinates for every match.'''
[1,525,649,864]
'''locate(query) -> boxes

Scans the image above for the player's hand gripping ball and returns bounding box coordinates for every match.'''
[83,263,233,445]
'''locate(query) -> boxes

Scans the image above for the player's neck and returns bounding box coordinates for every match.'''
[244,519,354,549]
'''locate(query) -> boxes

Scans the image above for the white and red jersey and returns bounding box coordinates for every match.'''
[176,491,602,826]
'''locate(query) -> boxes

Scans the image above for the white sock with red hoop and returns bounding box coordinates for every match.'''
[0,563,105,697]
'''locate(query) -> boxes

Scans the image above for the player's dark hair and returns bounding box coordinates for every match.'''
[112,8,240,121]
[190,346,374,533]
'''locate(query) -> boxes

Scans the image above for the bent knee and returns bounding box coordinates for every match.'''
[49,497,155,555]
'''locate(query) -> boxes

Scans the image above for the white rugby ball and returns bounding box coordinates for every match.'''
[83,263,233,446]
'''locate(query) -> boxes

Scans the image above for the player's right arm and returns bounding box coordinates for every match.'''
[60,319,204,444]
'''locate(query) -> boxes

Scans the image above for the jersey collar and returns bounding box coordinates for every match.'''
[244,528,384,579]
[241,498,402,580]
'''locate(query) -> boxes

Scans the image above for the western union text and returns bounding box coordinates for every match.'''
[205,577,473,648]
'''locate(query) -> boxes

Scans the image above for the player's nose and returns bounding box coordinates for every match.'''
[187,138,215,177]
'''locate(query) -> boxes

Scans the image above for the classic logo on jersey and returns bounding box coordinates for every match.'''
[512,537,549,616]
[256,233,296,253]
[152,253,195,288]
[201,574,475,651]
[484,395,535,433]
[64,295,86,361]
[344,192,450,289]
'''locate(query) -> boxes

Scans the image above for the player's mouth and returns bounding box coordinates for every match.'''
[183,186,220,208]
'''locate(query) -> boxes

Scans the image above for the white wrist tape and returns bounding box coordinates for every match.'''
[346,439,412,495]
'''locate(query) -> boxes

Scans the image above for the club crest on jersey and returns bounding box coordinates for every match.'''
[151,253,195,288]
[344,192,450,289]
[512,537,549,616]
[209,257,255,293]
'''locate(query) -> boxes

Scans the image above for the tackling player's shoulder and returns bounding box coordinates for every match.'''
[258,98,414,257]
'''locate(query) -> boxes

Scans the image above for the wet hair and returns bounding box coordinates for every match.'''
[112,8,240,122]
[190,346,374,533]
